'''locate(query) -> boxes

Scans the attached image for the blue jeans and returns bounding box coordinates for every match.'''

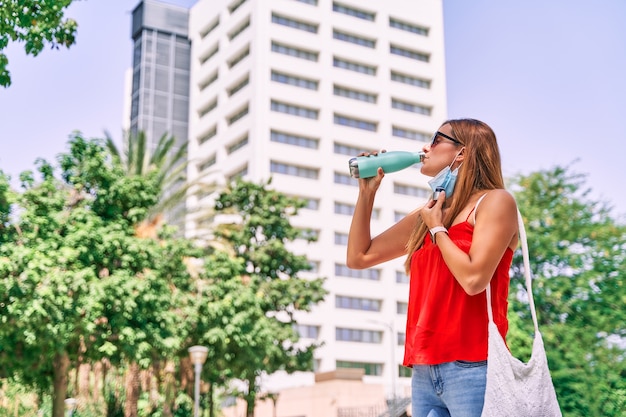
[411,361,487,417]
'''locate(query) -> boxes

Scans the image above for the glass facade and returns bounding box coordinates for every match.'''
[130,2,191,152]
[130,1,191,230]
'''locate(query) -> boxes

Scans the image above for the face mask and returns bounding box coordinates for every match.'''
[428,150,463,199]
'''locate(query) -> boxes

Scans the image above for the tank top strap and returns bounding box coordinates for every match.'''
[465,193,489,224]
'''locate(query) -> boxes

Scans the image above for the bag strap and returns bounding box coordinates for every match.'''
[486,210,540,334]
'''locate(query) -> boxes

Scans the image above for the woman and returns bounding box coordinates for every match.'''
[346,118,518,417]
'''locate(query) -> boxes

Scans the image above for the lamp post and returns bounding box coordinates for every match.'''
[368,320,397,411]
[64,398,77,417]
[188,345,209,417]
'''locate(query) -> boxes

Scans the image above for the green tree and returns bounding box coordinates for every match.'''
[193,178,328,417]
[508,165,626,416]
[0,0,78,87]
[0,134,196,417]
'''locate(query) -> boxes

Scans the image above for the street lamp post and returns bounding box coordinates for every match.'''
[188,345,209,417]
[369,320,397,411]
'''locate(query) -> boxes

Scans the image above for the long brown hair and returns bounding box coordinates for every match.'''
[403,118,505,273]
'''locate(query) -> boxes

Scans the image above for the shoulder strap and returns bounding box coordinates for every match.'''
[486,210,540,334]
[466,192,489,223]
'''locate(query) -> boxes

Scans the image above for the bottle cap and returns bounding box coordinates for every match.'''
[349,158,360,178]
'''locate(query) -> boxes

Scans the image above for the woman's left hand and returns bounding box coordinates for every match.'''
[420,190,445,228]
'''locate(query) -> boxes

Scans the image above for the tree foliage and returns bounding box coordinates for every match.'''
[104,130,190,223]
[0,140,328,417]
[0,134,196,417]
[0,0,78,87]
[197,179,328,417]
[508,165,626,416]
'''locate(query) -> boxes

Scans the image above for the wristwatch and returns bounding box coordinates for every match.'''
[429,226,448,241]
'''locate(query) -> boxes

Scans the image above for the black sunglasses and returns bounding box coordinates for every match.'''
[431,131,464,147]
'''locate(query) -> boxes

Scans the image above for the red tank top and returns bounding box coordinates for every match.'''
[402,219,512,366]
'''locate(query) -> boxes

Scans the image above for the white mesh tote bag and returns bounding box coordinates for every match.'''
[481,211,562,417]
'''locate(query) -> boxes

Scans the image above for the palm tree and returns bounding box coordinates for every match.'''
[105,130,189,225]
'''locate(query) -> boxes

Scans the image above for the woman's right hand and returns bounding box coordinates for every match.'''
[357,150,386,193]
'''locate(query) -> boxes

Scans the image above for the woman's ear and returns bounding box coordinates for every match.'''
[455,147,465,162]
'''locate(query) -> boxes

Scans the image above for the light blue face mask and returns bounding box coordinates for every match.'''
[428,150,463,200]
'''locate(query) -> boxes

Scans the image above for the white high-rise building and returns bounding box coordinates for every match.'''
[133,0,448,402]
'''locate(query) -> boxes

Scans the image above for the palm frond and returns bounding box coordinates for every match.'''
[104,130,122,164]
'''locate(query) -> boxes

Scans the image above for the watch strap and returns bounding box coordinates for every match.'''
[429,226,448,241]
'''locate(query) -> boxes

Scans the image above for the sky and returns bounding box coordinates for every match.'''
[1,0,625,218]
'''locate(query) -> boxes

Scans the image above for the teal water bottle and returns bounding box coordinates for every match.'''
[348,151,425,179]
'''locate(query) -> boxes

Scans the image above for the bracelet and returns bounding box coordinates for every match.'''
[429,226,448,241]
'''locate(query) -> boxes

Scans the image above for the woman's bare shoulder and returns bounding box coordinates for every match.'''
[479,189,517,214]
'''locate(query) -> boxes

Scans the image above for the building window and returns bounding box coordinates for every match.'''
[227,164,248,182]
[334,202,354,216]
[228,0,247,14]
[228,167,248,182]
[334,142,366,156]
[333,85,377,103]
[271,161,319,179]
[392,98,431,116]
[307,260,320,272]
[334,232,348,245]
[333,56,376,75]
[294,324,320,339]
[271,100,318,119]
[334,172,358,187]
[271,130,319,149]
[397,332,406,346]
[198,125,217,145]
[335,263,380,280]
[390,44,429,62]
[389,17,429,36]
[336,295,382,312]
[228,17,251,41]
[332,29,375,48]
[393,183,430,198]
[198,98,218,118]
[198,70,218,91]
[336,361,383,376]
[397,302,408,315]
[228,45,250,68]
[272,41,318,61]
[391,71,431,89]
[272,13,318,33]
[297,228,319,241]
[271,70,318,90]
[227,75,249,97]
[334,114,377,132]
[392,126,430,141]
[332,2,375,21]
[399,365,412,378]
[200,17,220,39]
[289,197,319,211]
[394,211,407,222]
[336,327,382,343]
[197,154,216,172]
[294,0,317,4]
[227,134,249,154]
[199,43,219,64]
[227,105,249,125]
[303,198,320,210]
[334,202,378,218]
[396,271,409,284]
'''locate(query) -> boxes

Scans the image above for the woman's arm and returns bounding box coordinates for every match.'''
[346,167,416,269]
[422,189,518,295]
